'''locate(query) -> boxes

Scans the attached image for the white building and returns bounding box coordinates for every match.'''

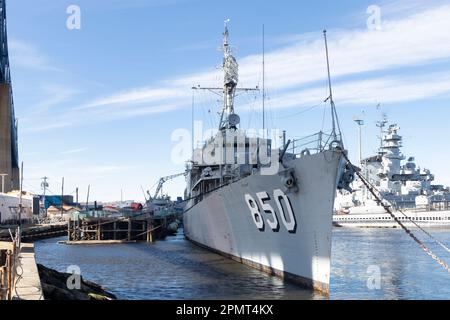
[0,191,34,224]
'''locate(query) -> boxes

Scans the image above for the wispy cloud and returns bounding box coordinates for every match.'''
[30,84,79,114]
[22,121,71,133]
[97,2,450,107]
[60,148,88,155]
[98,0,190,10]
[257,71,450,112]
[9,40,62,72]
[84,165,126,174]
[78,88,187,109]
[372,0,450,19]
[22,2,450,133]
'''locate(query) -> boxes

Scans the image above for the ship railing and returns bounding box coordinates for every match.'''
[288,131,341,156]
[193,131,341,161]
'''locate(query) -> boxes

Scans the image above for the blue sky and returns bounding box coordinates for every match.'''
[5,0,450,201]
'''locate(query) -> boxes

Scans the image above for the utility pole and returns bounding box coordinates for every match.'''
[86,184,90,211]
[353,116,364,164]
[41,177,49,216]
[75,187,79,207]
[0,173,7,193]
[353,116,367,201]
[17,162,23,246]
[61,177,64,218]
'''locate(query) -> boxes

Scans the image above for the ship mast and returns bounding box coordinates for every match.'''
[323,30,342,143]
[376,113,388,154]
[192,20,258,132]
[220,19,240,130]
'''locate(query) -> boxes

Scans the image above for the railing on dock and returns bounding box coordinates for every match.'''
[0,239,20,300]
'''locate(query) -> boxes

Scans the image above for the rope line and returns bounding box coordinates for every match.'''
[395,208,450,254]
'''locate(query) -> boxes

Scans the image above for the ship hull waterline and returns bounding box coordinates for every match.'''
[184,150,343,294]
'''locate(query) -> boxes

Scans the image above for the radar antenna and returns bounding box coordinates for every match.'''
[192,20,259,131]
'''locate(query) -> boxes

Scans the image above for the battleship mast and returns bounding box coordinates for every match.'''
[376,113,388,154]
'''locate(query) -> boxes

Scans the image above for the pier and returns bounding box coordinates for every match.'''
[65,213,178,244]
[0,223,67,242]
[1,241,43,300]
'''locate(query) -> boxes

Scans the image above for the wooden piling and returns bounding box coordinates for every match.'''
[67,220,71,241]
[7,251,12,300]
[127,219,131,241]
[146,219,153,243]
[61,214,169,245]
[1,266,5,289]
[96,222,100,241]
[78,216,81,241]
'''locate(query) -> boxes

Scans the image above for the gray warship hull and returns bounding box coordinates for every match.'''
[184,150,342,293]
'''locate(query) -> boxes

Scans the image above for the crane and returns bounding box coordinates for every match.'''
[150,172,186,199]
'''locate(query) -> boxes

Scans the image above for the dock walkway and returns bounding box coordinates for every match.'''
[12,243,43,300]
[11,243,43,300]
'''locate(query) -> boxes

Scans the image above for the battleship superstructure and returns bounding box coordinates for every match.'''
[334,116,450,228]
[183,24,351,293]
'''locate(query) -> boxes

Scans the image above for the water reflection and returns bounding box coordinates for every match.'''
[35,228,450,300]
[330,228,450,300]
[35,230,316,300]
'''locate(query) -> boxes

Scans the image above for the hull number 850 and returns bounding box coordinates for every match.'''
[245,189,297,233]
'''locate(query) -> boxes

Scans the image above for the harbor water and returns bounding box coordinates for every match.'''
[34,228,450,300]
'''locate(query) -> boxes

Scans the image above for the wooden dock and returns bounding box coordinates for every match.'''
[0,223,67,242]
[66,213,176,244]
[12,243,44,300]
[59,240,137,245]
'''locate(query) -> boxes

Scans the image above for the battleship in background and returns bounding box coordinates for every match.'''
[183,23,352,293]
[334,116,450,228]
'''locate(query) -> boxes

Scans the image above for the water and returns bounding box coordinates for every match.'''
[34,228,450,300]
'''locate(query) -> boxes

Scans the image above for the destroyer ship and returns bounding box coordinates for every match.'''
[183,23,352,293]
[334,115,450,228]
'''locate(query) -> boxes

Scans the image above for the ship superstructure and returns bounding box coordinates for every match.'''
[334,116,450,228]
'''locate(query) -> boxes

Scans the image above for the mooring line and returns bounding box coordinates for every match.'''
[396,208,450,254]
[340,150,450,274]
